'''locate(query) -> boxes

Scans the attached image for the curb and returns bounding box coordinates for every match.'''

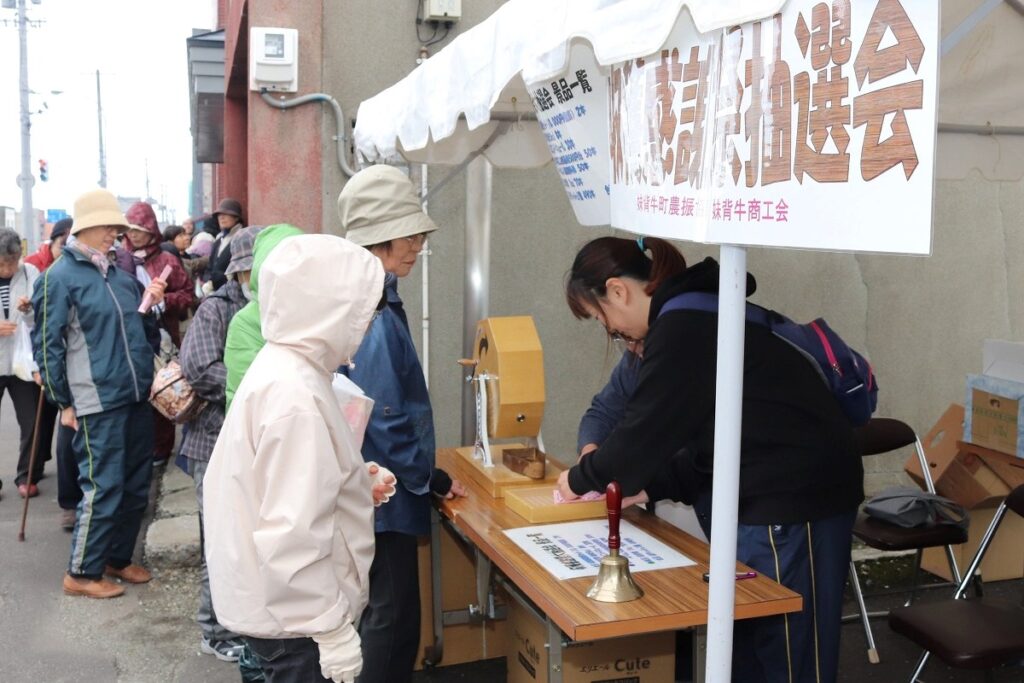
[144,465,202,568]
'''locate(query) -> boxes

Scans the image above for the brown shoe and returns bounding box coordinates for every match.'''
[63,574,125,599]
[104,564,152,584]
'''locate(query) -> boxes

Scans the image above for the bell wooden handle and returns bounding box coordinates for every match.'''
[606,481,622,551]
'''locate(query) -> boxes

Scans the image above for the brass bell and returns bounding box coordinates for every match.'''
[587,481,644,603]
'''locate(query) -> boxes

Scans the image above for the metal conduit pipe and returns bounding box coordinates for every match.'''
[259,88,358,177]
[461,156,493,445]
[938,122,1024,136]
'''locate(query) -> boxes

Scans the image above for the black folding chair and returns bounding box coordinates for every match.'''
[888,483,1024,682]
[846,418,967,663]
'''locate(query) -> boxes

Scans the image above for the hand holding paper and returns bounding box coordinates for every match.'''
[138,265,172,313]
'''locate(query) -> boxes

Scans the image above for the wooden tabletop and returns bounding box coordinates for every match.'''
[436,448,803,641]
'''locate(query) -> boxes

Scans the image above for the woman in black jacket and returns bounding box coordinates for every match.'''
[557,235,862,683]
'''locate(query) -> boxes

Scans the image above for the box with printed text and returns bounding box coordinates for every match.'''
[506,599,674,683]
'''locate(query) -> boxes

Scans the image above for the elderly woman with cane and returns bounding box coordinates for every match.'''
[0,227,42,502]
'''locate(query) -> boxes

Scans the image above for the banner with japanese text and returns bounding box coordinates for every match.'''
[608,0,937,254]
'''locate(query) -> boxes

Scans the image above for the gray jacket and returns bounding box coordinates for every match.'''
[0,263,38,377]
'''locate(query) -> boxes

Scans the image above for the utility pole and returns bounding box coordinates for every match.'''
[16,0,37,250]
[96,69,107,188]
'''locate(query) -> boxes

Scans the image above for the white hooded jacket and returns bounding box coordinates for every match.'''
[204,234,385,639]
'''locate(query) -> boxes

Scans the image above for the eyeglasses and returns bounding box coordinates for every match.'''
[403,233,428,248]
[595,313,643,351]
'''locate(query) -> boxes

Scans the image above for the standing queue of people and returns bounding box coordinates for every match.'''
[3,166,864,683]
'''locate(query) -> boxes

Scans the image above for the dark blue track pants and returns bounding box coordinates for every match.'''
[68,401,154,578]
[694,496,856,683]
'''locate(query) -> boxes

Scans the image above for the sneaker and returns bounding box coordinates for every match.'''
[61,509,77,531]
[63,574,125,599]
[104,564,152,584]
[200,636,245,662]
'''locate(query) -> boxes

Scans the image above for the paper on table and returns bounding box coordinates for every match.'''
[503,519,696,581]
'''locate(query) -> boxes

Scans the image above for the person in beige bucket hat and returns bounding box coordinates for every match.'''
[32,187,167,599]
[336,165,465,683]
[337,165,438,253]
[70,189,131,236]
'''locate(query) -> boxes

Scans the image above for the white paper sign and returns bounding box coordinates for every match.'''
[527,42,611,226]
[503,519,696,581]
[608,0,938,254]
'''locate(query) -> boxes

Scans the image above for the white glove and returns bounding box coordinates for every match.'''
[366,461,397,507]
[313,621,362,683]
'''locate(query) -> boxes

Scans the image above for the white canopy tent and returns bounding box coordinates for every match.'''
[352,1,1003,679]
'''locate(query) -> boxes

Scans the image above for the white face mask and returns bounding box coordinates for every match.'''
[240,282,253,301]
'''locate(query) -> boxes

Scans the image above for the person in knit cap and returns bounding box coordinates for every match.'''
[25,217,71,272]
[336,165,466,683]
[31,189,167,599]
[207,198,245,291]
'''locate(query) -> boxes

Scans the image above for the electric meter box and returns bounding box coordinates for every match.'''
[422,0,461,22]
[249,27,298,92]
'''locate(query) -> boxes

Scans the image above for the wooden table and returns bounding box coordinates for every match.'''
[432,448,803,680]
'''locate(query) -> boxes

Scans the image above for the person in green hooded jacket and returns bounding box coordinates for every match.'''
[223,224,304,409]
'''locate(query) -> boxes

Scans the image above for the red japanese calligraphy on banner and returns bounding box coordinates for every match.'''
[608,0,937,255]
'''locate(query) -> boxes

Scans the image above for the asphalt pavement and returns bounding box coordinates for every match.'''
[2,392,1022,682]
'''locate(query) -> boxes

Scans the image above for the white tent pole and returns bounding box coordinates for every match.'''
[461,156,493,445]
[704,244,748,682]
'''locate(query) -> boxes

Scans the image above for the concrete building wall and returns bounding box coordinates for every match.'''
[306,4,1024,493]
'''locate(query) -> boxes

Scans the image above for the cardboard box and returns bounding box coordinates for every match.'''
[922,503,1024,582]
[908,405,1024,581]
[964,374,1024,459]
[414,524,508,670]
[963,340,1024,459]
[506,600,674,683]
[905,404,1007,509]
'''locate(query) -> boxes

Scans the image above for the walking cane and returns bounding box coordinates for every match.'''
[18,389,47,542]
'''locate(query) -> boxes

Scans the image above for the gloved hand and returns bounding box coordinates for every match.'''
[313,621,362,683]
[366,461,397,507]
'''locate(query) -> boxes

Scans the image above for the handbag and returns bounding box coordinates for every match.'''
[12,321,38,382]
[863,486,969,530]
[150,358,206,424]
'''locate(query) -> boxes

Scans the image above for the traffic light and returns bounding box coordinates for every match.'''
[38,159,48,182]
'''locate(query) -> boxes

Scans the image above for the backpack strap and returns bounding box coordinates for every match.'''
[657,291,772,328]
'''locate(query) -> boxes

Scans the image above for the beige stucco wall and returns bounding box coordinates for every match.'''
[317,3,1024,494]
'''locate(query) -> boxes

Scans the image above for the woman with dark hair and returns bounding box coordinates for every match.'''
[162,225,191,255]
[557,235,862,683]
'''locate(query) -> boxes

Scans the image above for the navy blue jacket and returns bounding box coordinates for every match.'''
[31,245,157,416]
[342,275,434,536]
[576,351,640,454]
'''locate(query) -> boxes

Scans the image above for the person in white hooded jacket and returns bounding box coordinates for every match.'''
[204,234,386,683]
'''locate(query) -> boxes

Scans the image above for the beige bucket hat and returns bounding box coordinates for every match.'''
[337,165,438,247]
[71,189,130,235]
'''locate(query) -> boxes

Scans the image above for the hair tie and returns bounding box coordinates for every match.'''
[636,236,646,253]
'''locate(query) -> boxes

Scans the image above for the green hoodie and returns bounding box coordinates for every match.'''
[223,224,304,408]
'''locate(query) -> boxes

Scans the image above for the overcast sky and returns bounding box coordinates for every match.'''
[0,0,214,224]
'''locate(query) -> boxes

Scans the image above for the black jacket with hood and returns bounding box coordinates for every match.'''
[568,257,863,525]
